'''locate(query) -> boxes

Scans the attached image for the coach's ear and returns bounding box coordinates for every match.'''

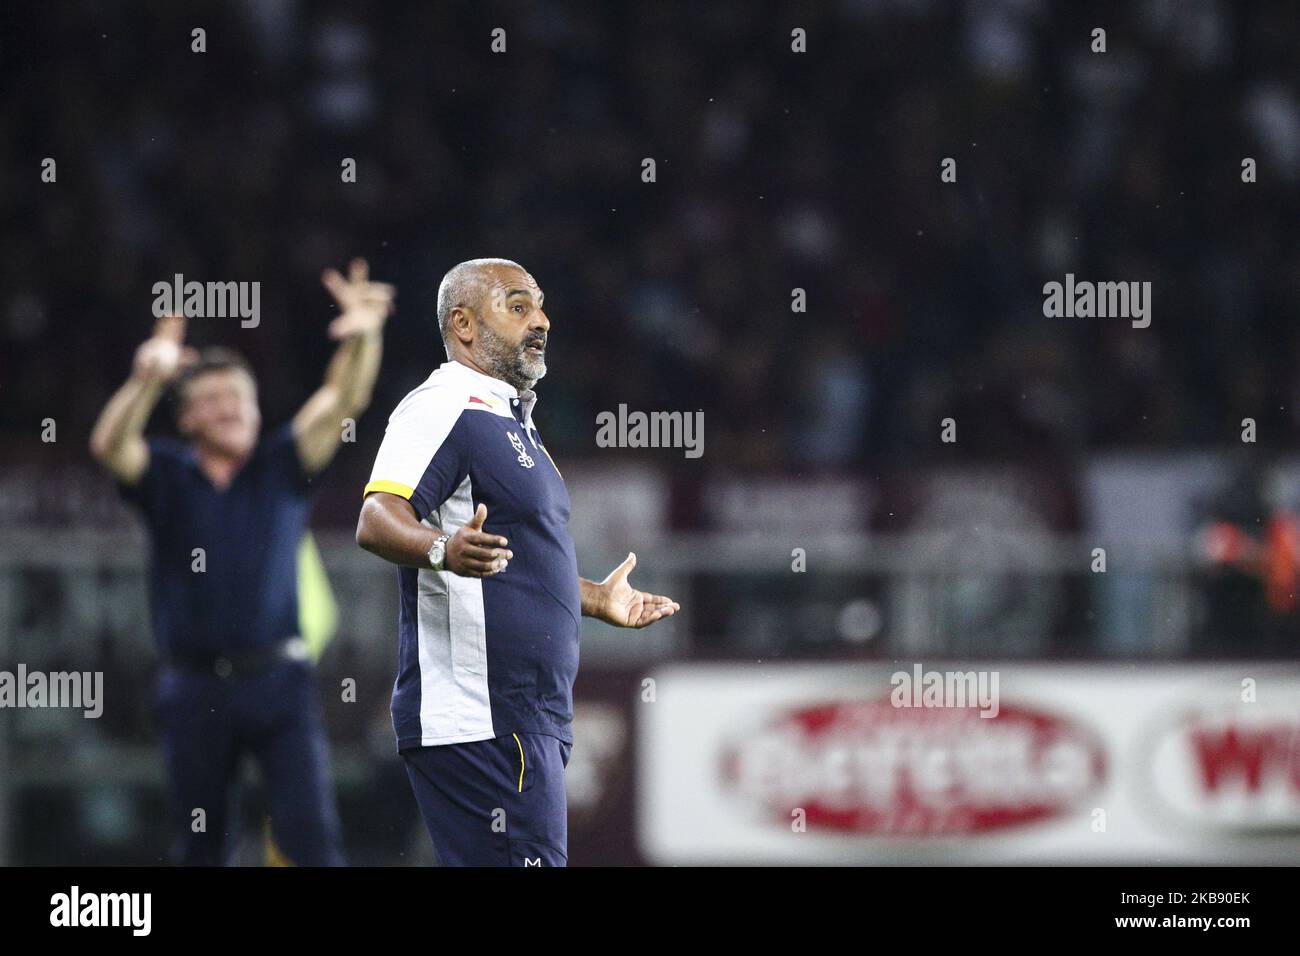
[449,305,476,350]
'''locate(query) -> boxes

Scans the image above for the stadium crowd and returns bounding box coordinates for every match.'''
[3,0,1298,520]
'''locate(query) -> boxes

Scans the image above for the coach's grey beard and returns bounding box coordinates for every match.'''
[476,319,546,392]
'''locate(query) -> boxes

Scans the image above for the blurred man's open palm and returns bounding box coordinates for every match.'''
[322,257,396,340]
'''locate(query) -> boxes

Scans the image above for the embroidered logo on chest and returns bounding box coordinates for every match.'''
[507,431,535,468]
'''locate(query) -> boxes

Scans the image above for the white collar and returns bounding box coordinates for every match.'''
[442,360,538,425]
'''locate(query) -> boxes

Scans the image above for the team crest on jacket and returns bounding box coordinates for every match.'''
[507,431,535,468]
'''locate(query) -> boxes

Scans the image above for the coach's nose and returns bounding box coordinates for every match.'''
[532,308,550,334]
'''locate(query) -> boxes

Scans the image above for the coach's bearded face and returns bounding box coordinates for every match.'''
[476,314,546,392]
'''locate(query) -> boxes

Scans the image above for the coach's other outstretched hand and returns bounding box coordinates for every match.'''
[591,552,679,629]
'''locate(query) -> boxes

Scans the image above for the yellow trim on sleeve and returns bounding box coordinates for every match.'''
[512,733,525,793]
[363,479,415,499]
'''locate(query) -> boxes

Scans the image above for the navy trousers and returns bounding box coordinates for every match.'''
[403,732,572,866]
[154,658,346,866]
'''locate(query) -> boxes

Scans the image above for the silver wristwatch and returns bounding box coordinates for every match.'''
[427,533,452,571]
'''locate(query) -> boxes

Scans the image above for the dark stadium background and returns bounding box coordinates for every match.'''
[1,1,1298,865]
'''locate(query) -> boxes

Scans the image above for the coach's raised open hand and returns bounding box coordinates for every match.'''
[293,257,394,475]
[321,257,396,339]
[132,314,196,383]
[581,552,680,628]
[89,314,199,485]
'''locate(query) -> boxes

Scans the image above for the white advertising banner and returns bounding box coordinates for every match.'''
[637,663,1300,864]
